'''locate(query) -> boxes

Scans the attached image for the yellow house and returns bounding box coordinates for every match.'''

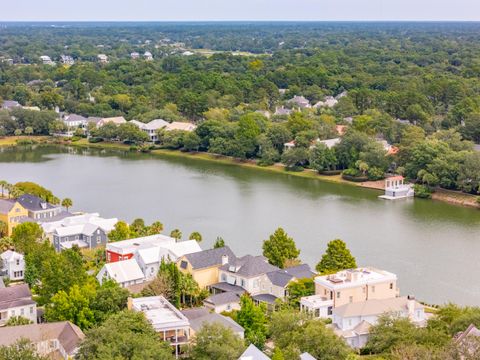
[177,246,236,289]
[0,199,29,236]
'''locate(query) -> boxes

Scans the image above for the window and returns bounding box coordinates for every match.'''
[30,306,33,314]
[180,261,188,270]
[337,291,341,299]
[221,273,227,282]
[390,283,393,290]
[327,306,333,315]
[21,308,24,316]
[349,296,353,303]
[241,279,246,287]
[16,259,20,266]
[97,236,101,243]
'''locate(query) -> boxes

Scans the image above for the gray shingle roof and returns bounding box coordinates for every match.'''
[184,246,236,270]
[220,255,279,278]
[0,199,15,214]
[0,284,35,311]
[209,282,246,294]
[267,264,316,288]
[17,194,57,212]
[239,344,270,360]
[186,311,244,335]
[252,293,278,304]
[2,100,21,109]
[204,291,242,306]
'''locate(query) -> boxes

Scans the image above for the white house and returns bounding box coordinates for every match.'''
[96,259,145,288]
[0,250,25,281]
[331,295,426,349]
[129,119,169,141]
[0,284,37,326]
[144,51,153,61]
[165,122,197,132]
[130,52,140,59]
[39,55,54,66]
[379,176,415,200]
[97,54,108,63]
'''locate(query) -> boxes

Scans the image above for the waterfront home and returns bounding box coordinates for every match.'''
[0,321,84,359]
[130,52,140,59]
[39,55,55,65]
[331,295,426,349]
[129,296,190,357]
[165,121,197,132]
[203,291,243,313]
[287,95,311,109]
[0,284,37,326]
[17,194,63,220]
[134,240,202,280]
[177,246,237,288]
[60,55,75,65]
[239,344,270,360]
[97,258,145,288]
[0,250,25,281]
[97,116,126,127]
[63,114,88,128]
[52,223,108,251]
[283,137,341,151]
[106,233,177,262]
[144,51,153,61]
[130,119,169,141]
[1,100,21,110]
[97,54,109,63]
[300,267,398,318]
[379,176,415,200]
[42,212,117,243]
[181,307,244,338]
[0,198,28,236]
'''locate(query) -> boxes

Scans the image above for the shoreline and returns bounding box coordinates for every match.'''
[2,136,479,209]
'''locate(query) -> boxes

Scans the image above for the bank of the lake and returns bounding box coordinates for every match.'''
[1,144,480,306]
[1,136,479,209]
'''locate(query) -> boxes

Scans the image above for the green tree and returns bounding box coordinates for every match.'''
[76,311,174,360]
[0,339,47,360]
[281,147,309,171]
[130,218,147,236]
[170,229,182,241]
[286,278,315,307]
[91,280,129,323]
[5,316,33,326]
[189,323,245,360]
[0,221,8,238]
[189,231,202,242]
[262,227,300,269]
[310,143,338,172]
[61,198,73,211]
[108,221,131,242]
[213,237,225,249]
[11,222,43,254]
[236,294,267,349]
[316,239,357,274]
[148,221,164,235]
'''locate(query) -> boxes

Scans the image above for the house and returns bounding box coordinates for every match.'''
[96,258,145,288]
[331,296,426,349]
[129,296,190,357]
[63,114,88,128]
[287,95,311,109]
[0,250,25,281]
[42,212,117,242]
[144,51,153,61]
[17,194,63,221]
[300,267,398,318]
[60,55,75,65]
[97,54,109,63]
[105,233,194,262]
[97,116,127,127]
[274,106,293,116]
[0,198,28,236]
[258,264,316,300]
[314,96,338,109]
[0,321,84,359]
[239,344,270,360]
[129,119,169,141]
[0,284,37,326]
[300,353,317,360]
[165,122,197,132]
[336,125,348,136]
[1,100,21,110]
[134,240,202,280]
[52,223,108,251]
[217,255,279,301]
[40,55,55,65]
[177,246,237,288]
[379,176,415,200]
[130,52,140,59]
[182,307,244,338]
[204,291,243,313]
[284,137,341,152]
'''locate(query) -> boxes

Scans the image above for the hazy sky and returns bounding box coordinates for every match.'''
[1,0,479,21]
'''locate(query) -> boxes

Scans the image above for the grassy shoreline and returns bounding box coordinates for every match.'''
[2,136,479,209]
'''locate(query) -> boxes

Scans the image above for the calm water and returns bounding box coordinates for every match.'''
[1,145,480,306]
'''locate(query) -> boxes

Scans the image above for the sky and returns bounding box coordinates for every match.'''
[1,0,479,22]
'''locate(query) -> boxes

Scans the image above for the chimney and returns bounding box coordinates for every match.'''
[127,297,133,310]
[407,295,416,318]
[221,255,229,265]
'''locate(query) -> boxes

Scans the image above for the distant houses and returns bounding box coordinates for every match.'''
[0,284,37,326]
[0,198,29,236]
[0,250,25,281]
[129,119,197,142]
[97,54,109,63]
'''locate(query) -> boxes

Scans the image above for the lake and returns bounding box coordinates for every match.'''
[1,145,480,306]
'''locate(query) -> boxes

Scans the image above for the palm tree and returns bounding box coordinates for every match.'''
[61,198,73,211]
[189,231,202,243]
[170,229,182,242]
[0,221,8,238]
[0,181,9,198]
[8,186,23,199]
[148,221,164,235]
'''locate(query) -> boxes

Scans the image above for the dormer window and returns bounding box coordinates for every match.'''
[40,202,47,209]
